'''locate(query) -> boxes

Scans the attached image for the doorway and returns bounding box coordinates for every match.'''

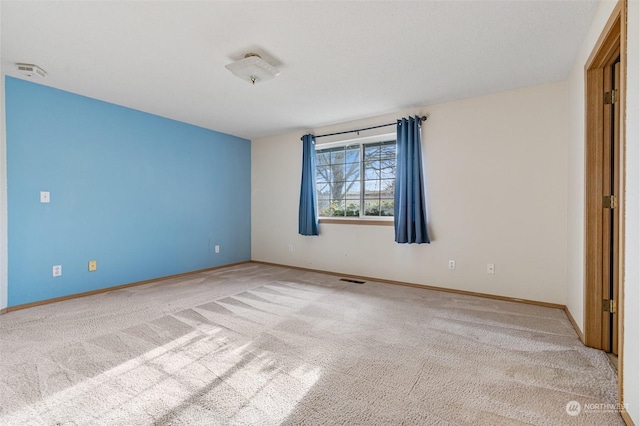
[583,0,626,402]
[602,54,620,359]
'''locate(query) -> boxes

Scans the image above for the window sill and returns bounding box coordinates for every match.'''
[319,218,394,226]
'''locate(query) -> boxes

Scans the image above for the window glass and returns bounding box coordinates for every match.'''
[316,140,395,218]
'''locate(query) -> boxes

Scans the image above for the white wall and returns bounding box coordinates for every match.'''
[565,0,638,422]
[253,81,569,305]
[623,0,639,422]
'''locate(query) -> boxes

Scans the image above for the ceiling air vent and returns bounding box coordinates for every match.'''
[15,63,46,79]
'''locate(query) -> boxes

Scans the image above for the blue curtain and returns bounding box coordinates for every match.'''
[299,134,319,236]
[394,116,430,244]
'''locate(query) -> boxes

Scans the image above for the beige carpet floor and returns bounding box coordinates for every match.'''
[0,263,622,425]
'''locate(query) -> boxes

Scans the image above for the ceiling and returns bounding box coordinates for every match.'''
[1,1,598,140]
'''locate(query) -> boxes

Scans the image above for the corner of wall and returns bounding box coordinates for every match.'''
[1,73,8,310]
[565,0,620,337]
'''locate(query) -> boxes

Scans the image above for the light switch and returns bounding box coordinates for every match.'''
[88,260,97,272]
[40,191,50,203]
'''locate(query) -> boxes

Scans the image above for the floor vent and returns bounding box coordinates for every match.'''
[340,278,366,284]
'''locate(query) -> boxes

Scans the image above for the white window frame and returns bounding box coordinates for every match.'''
[315,132,396,224]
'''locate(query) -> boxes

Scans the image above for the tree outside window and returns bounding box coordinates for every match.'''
[316,140,395,217]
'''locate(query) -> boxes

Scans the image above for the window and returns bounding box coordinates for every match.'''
[316,138,396,218]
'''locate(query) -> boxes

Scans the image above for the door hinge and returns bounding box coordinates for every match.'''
[602,299,617,314]
[604,90,618,104]
[603,195,617,209]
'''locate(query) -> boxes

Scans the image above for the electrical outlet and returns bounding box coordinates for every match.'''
[215,245,220,254]
[52,265,62,277]
[487,263,495,274]
[88,260,97,272]
[448,260,456,270]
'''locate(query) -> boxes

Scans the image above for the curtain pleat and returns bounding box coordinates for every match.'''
[394,116,430,244]
[298,134,319,236]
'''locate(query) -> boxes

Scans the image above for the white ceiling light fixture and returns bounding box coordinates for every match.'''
[225,53,280,85]
[15,63,46,79]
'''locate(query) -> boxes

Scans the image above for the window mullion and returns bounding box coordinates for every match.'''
[360,144,365,217]
[378,146,382,217]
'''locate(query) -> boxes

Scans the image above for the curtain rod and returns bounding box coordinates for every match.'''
[314,115,427,139]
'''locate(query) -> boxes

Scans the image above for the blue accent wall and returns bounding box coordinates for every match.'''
[5,76,251,307]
